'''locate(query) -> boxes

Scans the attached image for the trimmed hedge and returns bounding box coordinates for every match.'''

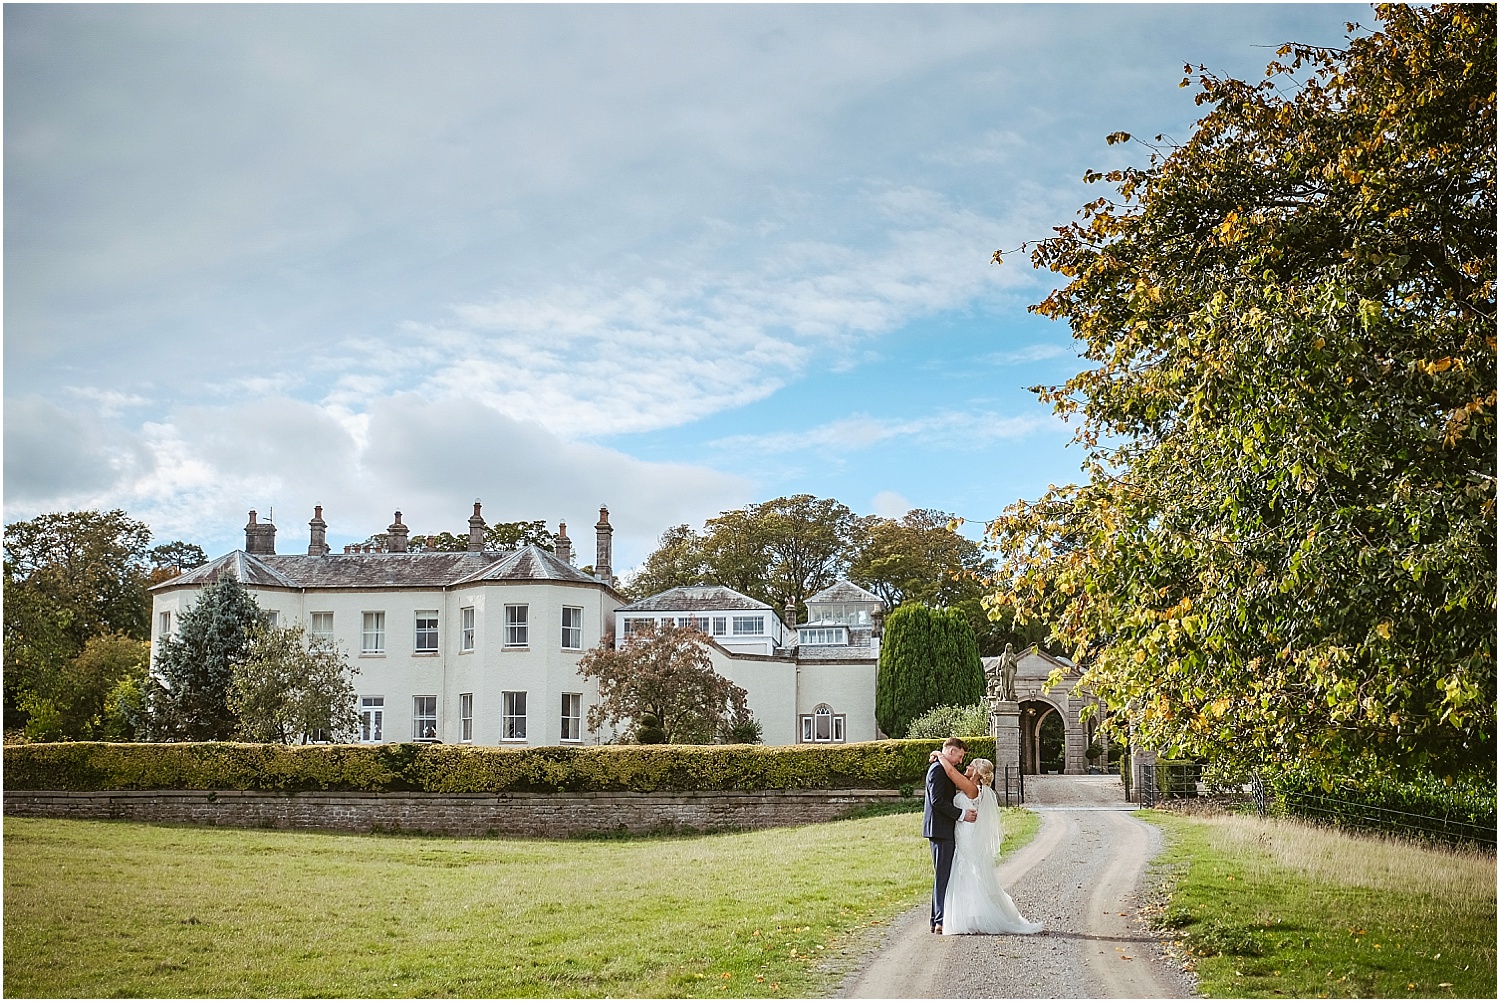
[2,737,996,795]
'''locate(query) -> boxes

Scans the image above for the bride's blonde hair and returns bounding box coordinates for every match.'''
[972,758,995,787]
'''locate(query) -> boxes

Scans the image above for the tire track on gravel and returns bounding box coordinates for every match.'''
[838,777,1194,999]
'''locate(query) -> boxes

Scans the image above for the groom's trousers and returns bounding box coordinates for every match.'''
[929,837,956,929]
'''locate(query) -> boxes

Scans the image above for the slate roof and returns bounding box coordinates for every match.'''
[152,545,604,591]
[618,585,773,613]
[794,643,877,662]
[806,579,884,606]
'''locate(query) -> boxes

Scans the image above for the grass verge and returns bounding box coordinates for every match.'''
[1142,810,1496,999]
[3,807,1039,998]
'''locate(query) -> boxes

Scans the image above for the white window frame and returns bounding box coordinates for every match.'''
[412,695,438,742]
[561,692,582,742]
[263,610,280,629]
[711,616,727,636]
[505,605,529,647]
[359,696,384,743]
[460,607,475,652]
[561,606,584,650]
[800,704,846,744]
[414,611,439,654]
[460,693,473,743]
[502,691,527,741]
[361,612,386,654]
[732,615,765,636]
[310,611,334,641]
[158,611,171,638]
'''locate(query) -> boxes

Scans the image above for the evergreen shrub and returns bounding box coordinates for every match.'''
[875,605,984,738]
[3,737,996,795]
[904,703,989,740]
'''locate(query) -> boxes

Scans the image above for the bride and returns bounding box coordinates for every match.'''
[930,751,1044,936]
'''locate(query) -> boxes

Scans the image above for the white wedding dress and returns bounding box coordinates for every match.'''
[942,787,1044,935]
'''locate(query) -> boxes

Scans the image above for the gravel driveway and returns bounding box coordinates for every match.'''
[836,776,1196,999]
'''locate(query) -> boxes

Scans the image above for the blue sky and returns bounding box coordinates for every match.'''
[4,4,1367,576]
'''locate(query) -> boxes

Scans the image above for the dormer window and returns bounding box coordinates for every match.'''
[798,626,847,646]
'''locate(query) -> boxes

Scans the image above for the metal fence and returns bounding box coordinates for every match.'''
[1277,788,1497,851]
[997,764,1025,805]
[1136,761,1202,807]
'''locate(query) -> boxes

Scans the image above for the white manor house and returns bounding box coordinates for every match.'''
[150,504,887,748]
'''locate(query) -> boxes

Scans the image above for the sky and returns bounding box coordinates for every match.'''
[4,3,1368,576]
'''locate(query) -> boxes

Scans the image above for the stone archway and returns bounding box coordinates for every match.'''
[1019,699,1067,775]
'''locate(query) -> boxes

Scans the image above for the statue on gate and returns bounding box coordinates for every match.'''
[996,643,1019,703]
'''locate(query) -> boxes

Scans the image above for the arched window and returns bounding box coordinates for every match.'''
[800,703,846,743]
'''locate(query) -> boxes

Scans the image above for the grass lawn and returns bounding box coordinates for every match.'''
[4,806,1039,998]
[1143,810,1497,999]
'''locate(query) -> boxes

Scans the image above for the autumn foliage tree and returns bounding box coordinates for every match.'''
[987,5,1495,781]
[577,623,755,744]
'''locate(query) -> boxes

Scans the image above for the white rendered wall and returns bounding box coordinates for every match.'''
[149,578,622,747]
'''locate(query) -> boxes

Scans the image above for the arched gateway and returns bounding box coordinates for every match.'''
[986,645,1103,776]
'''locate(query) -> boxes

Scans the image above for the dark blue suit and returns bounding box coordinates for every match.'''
[923,759,963,930]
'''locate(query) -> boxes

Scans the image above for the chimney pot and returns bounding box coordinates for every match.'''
[594,506,613,582]
[387,511,410,553]
[308,505,330,556]
[468,499,487,552]
[245,509,277,555]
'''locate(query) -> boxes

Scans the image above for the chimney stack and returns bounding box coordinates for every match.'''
[555,521,572,564]
[307,505,329,555]
[594,506,613,582]
[784,598,798,634]
[468,500,487,552]
[387,511,409,553]
[244,510,277,555]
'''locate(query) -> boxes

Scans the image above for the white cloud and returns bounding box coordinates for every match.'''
[4,394,749,569]
[986,343,1076,365]
[351,187,1038,441]
[3,395,156,503]
[871,490,912,518]
[711,409,1051,456]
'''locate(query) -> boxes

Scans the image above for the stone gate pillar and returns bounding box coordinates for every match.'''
[991,700,1021,778]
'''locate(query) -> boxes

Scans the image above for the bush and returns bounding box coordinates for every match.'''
[1273,769,1497,850]
[876,605,984,738]
[905,703,989,740]
[3,737,997,795]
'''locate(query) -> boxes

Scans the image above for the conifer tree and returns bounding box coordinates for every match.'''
[876,605,984,738]
[146,578,263,741]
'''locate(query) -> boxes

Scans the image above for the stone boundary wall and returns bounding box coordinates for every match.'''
[3,788,908,837]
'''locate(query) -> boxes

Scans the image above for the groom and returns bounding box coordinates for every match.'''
[924,736,978,934]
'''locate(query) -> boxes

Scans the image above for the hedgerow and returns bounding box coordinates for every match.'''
[2,737,996,795]
[1273,769,1497,850]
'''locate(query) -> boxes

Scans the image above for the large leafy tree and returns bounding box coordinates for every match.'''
[405,520,555,553]
[625,495,859,615]
[988,5,1495,781]
[20,633,150,742]
[576,623,753,744]
[875,605,984,738]
[625,524,711,598]
[228,625,360,744]
[3,510,199,730]
[147,579,264,741]
[846,508,1046,656]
